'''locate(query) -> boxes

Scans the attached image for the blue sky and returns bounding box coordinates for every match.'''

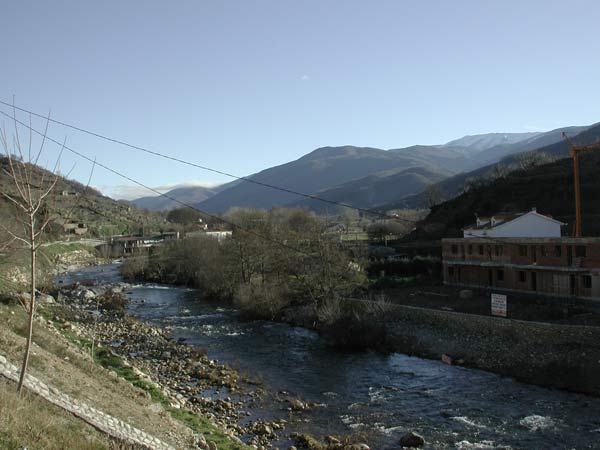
[1,1,599,199]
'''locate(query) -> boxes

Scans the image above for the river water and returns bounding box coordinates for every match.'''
[58,265,600,450]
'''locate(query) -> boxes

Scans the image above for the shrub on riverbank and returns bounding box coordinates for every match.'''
[235,281,291,320]
[123,208,368,328]
[321,296,391,351]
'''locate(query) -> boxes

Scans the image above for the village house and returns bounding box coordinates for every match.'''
[463,208,564,238]
[443,209,600,299]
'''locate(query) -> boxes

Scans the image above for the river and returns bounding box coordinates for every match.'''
[58,264,600,450]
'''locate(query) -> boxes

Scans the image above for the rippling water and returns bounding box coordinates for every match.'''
[58,265,600,449]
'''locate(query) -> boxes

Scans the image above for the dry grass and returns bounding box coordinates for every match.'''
[0,378,148,450]
[0,300,253,450]
[0,302,199,449]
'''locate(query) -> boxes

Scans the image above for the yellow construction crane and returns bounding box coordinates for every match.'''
[562,132,600,237]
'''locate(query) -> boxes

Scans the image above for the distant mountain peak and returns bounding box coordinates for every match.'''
[442,132,542,153]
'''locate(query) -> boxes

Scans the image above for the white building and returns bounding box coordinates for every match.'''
[463,208,564,238]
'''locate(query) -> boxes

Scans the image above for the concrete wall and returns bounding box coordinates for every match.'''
[384,303,600,395]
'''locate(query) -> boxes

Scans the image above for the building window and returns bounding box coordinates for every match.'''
[540,245,547,257]
[518,271,526,283]
[468,244,473,255]
[495,245,503,256]
[478,245,484,255]
[497,269,504,281]
[519,245,528,257]
[555,245,562,257]
[448,267,455,277]
[576,246,587,257]
[583,275,592,289]
[451,244,458,254]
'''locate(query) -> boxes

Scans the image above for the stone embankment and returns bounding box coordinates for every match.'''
[0,354,175,450]
[384,302,600,395]
[48,281,294,449]
[47,281,379,450]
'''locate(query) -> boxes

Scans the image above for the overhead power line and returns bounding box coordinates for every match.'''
[0,109,315,257]
[0,100,415,223]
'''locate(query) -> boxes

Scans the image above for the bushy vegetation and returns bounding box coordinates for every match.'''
[123,208,368,325]
[320,296,391,351]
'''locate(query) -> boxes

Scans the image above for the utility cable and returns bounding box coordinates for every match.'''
[0,100,415,223]
[0,109,316,257]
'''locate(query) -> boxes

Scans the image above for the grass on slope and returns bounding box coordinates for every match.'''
[0,301,250,450]
[0,379,145,450]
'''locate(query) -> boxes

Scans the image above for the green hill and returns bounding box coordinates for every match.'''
[0,156,166,238]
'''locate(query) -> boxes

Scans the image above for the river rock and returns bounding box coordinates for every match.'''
[399,431,425,447]
[80,289,96,300]
[325,436,341,445]
[37,292,55,304]
[288,398,309,411]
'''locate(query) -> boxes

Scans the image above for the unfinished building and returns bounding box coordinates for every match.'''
[442,237,600,300]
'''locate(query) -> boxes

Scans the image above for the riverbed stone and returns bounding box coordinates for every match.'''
[399,431,425,447]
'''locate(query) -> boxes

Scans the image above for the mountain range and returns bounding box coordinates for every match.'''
[132,185,222,211]
[386,123,598,211]
[130,124,594,214]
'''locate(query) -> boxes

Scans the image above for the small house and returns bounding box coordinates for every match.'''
[463,208,564,238]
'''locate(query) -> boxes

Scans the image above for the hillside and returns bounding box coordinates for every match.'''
[191,128,587,214]
[412,151,600,240]
[290,165,452,213]
[0,156,166,237]
[388,123,599,210]
[132,185,220,211]
[464,125,590,167]
[442,131,543,152]
[196,145,473,213]
[0,283,249,449]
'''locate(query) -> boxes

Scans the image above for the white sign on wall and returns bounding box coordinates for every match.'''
[491,293,507,317]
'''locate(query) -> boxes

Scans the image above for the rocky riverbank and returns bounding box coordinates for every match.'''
[45,278,378,450]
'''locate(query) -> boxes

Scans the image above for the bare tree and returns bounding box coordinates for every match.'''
[0,112,61,394]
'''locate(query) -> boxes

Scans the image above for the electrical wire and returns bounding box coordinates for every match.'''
[0,100,415,223]
[0,109,317,257]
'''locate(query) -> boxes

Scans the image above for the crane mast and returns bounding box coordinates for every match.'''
[562,132,600,237]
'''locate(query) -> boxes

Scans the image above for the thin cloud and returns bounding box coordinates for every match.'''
[300,74,310,81]
[99,180,223,200]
